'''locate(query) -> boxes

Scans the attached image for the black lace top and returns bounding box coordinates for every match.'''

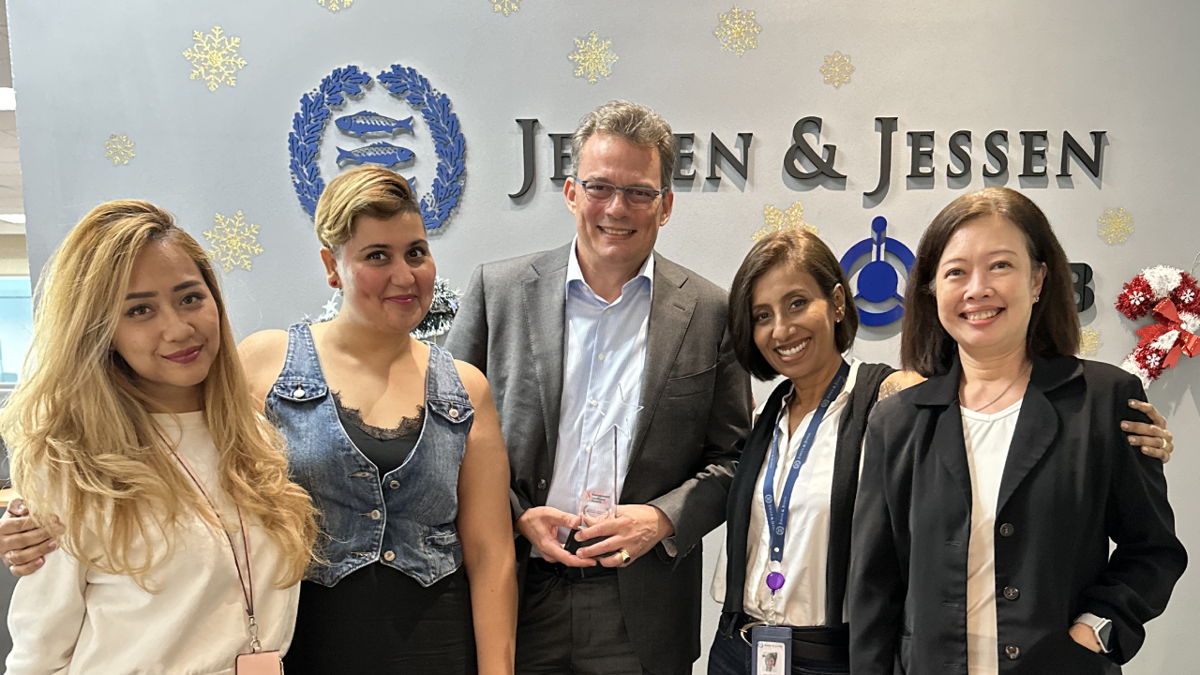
[333,391,424,474]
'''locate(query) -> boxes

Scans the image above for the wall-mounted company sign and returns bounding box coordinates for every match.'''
[509,117,1106,204]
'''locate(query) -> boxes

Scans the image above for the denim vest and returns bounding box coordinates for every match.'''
[267,323,473,587]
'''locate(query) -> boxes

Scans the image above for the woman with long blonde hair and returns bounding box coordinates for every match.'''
[1,200,317,674]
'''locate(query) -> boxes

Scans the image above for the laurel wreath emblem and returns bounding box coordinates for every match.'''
[288,64,466,233]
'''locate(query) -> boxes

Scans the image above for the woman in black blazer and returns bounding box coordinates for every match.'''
[849,187,1187,674]
[708,227,1175,675]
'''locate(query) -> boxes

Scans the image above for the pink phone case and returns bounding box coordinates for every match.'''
[235,650,283,675]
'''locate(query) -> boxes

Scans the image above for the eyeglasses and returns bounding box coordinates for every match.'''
[572,177,669,209]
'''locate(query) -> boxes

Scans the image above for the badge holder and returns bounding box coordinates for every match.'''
[751,570,791,675]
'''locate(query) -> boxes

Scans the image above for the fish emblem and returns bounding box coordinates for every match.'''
[336,142,415,168]
[335,110,415,138]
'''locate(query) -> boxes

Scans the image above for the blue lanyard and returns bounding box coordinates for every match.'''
[762,360,850,567]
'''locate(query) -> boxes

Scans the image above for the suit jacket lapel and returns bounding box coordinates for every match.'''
[996,355,1078,514]
[913,360,973,508]
[629,254,696,467]
[523,246,570,463]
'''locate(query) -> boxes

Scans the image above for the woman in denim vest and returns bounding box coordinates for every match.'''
[240,166,517,674]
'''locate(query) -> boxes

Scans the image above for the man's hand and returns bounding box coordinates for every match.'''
[515,506,595,567]
[575,504,674,568]
[1123,399,1174,462]
[0,498,59,576]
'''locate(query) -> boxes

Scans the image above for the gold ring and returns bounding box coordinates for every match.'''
[618,549,631,564]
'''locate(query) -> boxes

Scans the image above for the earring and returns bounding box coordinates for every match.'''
[1033,294,1040,303]
[330,279,340,288]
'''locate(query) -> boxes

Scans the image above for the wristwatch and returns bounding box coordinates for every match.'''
[1075,613,1112,653]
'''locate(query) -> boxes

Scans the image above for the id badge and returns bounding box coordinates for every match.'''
[751,625,791,675]
[235,650,283,675]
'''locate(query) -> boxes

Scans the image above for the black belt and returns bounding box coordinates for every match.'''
[728,612,849,663]
[526,557,619,582]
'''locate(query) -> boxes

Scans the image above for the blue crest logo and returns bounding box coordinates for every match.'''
[839,216,915,327]
[288,64,466,233]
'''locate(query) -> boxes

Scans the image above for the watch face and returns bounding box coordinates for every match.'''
[1098,622,1112,646]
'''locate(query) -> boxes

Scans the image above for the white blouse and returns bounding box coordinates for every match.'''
[961,399,1022,675]
[711,360,860,627]
[6,412,300,675]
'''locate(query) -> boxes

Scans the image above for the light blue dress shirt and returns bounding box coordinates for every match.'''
[544,240,653,536]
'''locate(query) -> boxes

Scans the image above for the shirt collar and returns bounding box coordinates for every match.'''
[755,357,862,420]
[565,236,655,296]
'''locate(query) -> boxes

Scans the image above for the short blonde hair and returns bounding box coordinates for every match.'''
[314,166,420,250]
[572,100,677,189]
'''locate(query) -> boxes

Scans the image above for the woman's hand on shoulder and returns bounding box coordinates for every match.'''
[1122,398,1175,463]
[237,330,289,408]
[877,370,926,402]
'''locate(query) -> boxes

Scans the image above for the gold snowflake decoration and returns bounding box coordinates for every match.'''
[820,50,855,88]
[569,31,619,84]
[753,201,818,241]
[1078,327,1101,357]
[714,7,762,56]
[182,26,247,92]
[104,134,135,166]
[204,210,263,273]
[491,0,520,16]
[1097,207,1134,245]
[316,0,353,11]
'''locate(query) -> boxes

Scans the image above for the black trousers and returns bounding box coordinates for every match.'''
[516,559,687,675]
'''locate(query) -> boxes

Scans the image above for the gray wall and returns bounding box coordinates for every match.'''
[7,1,1199,672]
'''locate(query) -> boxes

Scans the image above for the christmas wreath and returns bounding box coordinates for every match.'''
[1115,265,1200,385]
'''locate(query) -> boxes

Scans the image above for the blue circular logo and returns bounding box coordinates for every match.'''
[839,216,915,327]
[288,64,466,234]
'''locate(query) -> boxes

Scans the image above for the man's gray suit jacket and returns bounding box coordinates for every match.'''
[446,243,752,674]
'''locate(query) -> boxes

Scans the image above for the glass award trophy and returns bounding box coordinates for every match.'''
[564,387,642,555]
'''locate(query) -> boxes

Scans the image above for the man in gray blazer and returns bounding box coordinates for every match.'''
[446,100,752,675]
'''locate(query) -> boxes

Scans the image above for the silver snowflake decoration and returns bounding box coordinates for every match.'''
[714,6,762,56]
[1097,207,1134,245]
[1078,327,1101,357]
[105,134,135,166]
[491,0,520,15]
[182,26,248,92]
[569,31,619,83]
[820,50,855,88]
[203,210,263,273]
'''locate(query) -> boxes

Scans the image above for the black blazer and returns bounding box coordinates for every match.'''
[850,355,1187,674]
[719,362,894,632]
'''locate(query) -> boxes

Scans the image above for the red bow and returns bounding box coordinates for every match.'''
[1136,298,1200,369]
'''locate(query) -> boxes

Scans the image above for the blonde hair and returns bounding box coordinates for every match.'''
[0,200,318,588]
[314,166,421,250]
[572,100,677,189]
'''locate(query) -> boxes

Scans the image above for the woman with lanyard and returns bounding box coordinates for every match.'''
[2,200,316,674]
[707,228,1176,675]
[850,188,1186,673]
